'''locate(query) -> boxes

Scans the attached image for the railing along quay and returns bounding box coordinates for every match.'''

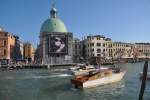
[0,63,76,71]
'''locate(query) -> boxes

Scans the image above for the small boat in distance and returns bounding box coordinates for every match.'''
[71,68,126,89]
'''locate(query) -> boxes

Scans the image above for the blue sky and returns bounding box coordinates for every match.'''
[0,0,150,47]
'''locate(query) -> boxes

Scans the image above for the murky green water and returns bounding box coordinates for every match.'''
[0,62,150,100]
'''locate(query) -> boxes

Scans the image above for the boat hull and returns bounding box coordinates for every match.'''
[72,71,126,89]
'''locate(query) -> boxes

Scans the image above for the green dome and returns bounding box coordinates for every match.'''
[40,18,68,34]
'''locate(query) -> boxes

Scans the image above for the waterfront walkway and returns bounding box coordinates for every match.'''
[0,64,76,70]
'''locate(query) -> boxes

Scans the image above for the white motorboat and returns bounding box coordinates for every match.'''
[69,65,105,76]
[71,68,126,88]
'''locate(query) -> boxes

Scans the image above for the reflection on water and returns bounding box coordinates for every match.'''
[0,62,150,100]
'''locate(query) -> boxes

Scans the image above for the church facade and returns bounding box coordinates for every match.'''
[39,5,73,64]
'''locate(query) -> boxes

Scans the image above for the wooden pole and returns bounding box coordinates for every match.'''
[139,61,148,100]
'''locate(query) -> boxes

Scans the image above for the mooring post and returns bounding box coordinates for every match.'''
[47,64,50,69]
[139,61,148,100]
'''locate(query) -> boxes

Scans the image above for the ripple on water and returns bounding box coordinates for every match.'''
[83,80,127,100]
[0,62,150,100]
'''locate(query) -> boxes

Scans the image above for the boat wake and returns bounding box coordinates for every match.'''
[5,73,72,80]
[49,74,72,78]
[51,69,68,72]
[70,87,78,91]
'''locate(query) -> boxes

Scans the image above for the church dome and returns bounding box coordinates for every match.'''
[40,5,67,35]
[40,18,67,33]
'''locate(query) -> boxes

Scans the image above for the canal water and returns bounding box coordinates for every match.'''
[0,62,150,100]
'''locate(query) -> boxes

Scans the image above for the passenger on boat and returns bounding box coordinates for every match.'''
[94,65,100,70]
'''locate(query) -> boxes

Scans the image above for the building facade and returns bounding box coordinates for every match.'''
[12,35,24,61]
[72,38,81,63]
[0,28,16,64]
[83,35,113,61]
[134,43,150,58]
[112,42,132,59]
[23,42,35,63]
[78,35,150,63]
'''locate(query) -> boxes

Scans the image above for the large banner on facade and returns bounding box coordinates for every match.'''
[49,34,68,54]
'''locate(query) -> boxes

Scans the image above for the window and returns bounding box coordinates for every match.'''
[97,54,101,56]
[103,49,105,52]
[110,44,112,47]
[4,49,6,56]
[91,43,94,46]
[97,49,101,53]
[97,37,100,40]
[4,33,7,37]
[4,40,6,46]
[0,49,2,55]
[92,49,94,52]
[75,45,77,49]
[103,43,105,47]
[97,43,101,46]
